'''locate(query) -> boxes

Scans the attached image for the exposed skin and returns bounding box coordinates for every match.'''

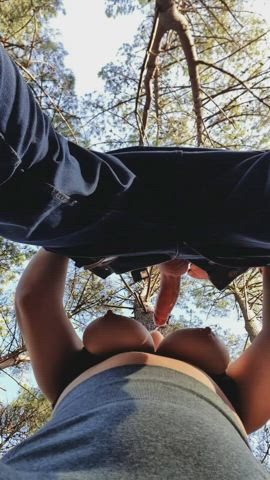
[83,311,155,355]
[154,259,208,326]
[83,311,230,376]
[149,329,165,351]
[15,249,270,433]
[155,326,230,375]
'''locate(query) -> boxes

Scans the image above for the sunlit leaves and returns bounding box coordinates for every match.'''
[105,0,143,18]
[0,387,51,454]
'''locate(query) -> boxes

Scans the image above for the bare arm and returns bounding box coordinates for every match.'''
[15,248,83,404]
[226,267,270,433]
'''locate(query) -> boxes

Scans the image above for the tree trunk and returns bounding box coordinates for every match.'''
[0,348,30,370]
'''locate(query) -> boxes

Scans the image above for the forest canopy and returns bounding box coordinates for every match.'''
[0,0,270,470]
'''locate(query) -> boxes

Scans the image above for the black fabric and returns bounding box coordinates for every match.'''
[49,146,270,290]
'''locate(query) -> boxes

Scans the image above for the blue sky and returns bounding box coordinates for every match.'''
[49,0,270,96]
[50,0,144,95]
[1,0,267,403]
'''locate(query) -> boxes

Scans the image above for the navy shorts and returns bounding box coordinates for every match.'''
[1,43,270,284]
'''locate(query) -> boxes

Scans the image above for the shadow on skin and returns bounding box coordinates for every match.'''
[83,310,230,377]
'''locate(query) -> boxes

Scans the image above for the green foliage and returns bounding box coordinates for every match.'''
[0,0,269,467]
[64,265,121,332]
[104,0,149,18]
[0,243,34,343]
[0,386,51,454]
[0,0,81,140]
[250,424,270,472]
[85,0,270,150]
[0,0,86,454]
[0,0,64,55]
[171,275,235,320]
[0,241,34,285]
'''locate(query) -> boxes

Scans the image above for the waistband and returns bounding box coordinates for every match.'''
[53,364,248,445]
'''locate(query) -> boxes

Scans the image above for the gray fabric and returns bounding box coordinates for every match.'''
[1,365,269,479]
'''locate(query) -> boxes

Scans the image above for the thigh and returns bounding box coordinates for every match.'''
[0,45,62,173]
[0,46,136,246]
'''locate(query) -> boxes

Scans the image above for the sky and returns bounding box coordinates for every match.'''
[1,0,268,403]
[50,0,144,95]
[1,2,145,404]
[49,0,270,97]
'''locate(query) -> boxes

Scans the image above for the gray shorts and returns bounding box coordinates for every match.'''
[2,365,269,479]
